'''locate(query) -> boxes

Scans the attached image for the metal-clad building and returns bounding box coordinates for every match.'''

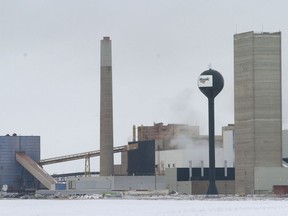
[0,135,40,192]
[128,140,155,176]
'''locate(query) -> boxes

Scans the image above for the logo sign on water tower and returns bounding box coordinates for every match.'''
[198,75,213,87]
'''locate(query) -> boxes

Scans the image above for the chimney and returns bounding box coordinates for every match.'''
[100,36,114,176]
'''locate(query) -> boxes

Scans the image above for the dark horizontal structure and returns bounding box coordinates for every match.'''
[177,167,235,181]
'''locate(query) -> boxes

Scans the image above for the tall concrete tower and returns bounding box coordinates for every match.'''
[100,37,114,176]
[234,31,282,194]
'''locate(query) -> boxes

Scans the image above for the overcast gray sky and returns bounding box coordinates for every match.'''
[1,0,287,174]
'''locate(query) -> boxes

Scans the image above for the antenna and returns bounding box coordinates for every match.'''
[261,24,264,32]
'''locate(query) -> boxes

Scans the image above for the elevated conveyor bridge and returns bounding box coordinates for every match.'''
[39,145,127,166]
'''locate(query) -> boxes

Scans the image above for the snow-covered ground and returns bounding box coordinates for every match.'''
[1,197,288,216]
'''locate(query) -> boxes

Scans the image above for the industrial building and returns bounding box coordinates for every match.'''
[136,123,234,171]
[234,31,283,194]
[43,122,235,195]
[65,175,166,194]
[137,123,200,142]
[2,32,288,196]
[0,134,56,192]
[136,123,235,194]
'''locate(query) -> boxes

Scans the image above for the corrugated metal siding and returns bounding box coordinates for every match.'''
[128,140,155,176]
[0,136,40,192]
[0,137,19,191]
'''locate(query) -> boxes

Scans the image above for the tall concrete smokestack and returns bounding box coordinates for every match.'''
[100,37,114,176]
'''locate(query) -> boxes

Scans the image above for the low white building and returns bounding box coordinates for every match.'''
[155,125,235,174]
[65,176,166,194]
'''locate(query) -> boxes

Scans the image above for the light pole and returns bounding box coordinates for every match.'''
[198,69,224,195]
